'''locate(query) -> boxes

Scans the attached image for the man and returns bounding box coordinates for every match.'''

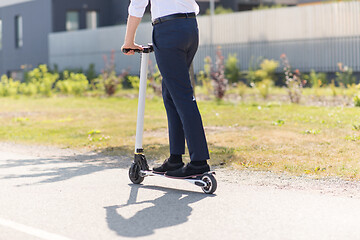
[122,0,210,178]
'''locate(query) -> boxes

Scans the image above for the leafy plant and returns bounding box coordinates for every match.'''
[225,54,241,84]
[353,124,360,131]
[56,71,89,96]
[252,79,273,99]
[245,56,263,85]
[96,50,123,96]
[236,82,248,100]
[128,76,140,90]
[0,75,20,96]
[353,95,360,107]
[197,56,213,95]
[309,70,327,87]
[86,63,97,81]
[273,119,285,126]
[18,82,37,96]
[336,63,356,86]
[26,64,59,97]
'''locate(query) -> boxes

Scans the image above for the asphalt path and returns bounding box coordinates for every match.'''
[1,145,360,240]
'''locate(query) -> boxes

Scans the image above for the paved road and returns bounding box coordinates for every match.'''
[1,145,360,240]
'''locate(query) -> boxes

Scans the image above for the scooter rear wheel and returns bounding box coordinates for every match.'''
[201,173,217,194]
[129,162,144,184]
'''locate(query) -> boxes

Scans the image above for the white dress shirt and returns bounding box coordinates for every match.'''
[129,0,199,21]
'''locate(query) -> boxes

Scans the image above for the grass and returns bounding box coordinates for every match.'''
[1,92,360,180]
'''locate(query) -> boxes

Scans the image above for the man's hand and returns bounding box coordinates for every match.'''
[122,15,143,56]
[121,43,143,56]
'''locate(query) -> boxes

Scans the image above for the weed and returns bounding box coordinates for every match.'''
[280,54,303,103]
[273,119,285,126]
[353,124,360,131]
[353,95,360,107]
[302,129,321,135]
[211,47,228,100]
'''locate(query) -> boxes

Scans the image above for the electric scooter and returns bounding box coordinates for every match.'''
[122,44,217,194]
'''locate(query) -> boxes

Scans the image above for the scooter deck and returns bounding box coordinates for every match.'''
[140,170,215,179]
[139,170,216,188]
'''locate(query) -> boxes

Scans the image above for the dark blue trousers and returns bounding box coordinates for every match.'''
[152,18,209,162]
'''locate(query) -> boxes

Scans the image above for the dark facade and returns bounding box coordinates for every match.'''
[51,0,127,32]
[0,0,129,77]
[0,0,52,78]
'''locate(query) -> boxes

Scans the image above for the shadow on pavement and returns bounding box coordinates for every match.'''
[105,184,214,238]
[0,152,130,186]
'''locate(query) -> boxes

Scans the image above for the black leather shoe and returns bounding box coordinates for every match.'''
[165,163,210,179]
[153,159,184,174]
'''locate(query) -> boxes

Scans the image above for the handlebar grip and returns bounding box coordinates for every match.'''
[122,44,154,54]
[122,48,142,53]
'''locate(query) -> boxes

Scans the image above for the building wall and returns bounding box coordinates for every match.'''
[49,2,360,75]
[0,0,52,77]
[110,0,130,25]
[52,0,114,32]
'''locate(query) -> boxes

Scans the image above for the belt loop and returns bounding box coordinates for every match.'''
[185,12,189,18]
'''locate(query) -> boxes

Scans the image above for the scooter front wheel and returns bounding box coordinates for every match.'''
[129,162,144,184]
[201,173,217,194]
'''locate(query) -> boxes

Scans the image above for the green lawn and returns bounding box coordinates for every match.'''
[1,94,360,179]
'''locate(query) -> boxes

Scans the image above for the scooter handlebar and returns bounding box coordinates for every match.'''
[122,44,154,54]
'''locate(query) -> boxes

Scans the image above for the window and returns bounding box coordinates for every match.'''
[86,11,99,29]
[66,11,79,31]
[0,19,2,50]
[15,15,23,48]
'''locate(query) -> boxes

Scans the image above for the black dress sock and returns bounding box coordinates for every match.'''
[190,160,207,166]
[168,154,182,164]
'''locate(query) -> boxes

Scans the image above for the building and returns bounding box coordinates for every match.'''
[0,0,129,78]
[0,0,326,78]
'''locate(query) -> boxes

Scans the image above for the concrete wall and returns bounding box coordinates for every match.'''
[49,22,155,75]
[0,0,52,77]
[49,2,360,75]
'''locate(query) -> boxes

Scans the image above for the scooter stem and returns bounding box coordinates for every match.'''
[135,50,150,153]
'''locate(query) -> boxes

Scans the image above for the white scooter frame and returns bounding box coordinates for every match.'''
[123,44,217,194]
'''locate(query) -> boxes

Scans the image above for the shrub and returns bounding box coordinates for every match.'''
[236,82,248,100]
[19,82,37,96]
[336,63,356,87]
[245,56,263,84]
[96,50,123,96]
[86,63,97,81]
[56,71,89,96]
[225,54,240,84]
[128,75,140,90]
[197,56,213,95]
[253,59,279,84]
[26,64,59,97]
[0,75,19,97]
[253,79,273,99]
[354,95,360,107]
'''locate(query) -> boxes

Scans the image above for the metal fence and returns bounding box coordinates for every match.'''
[49,1,360,74]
